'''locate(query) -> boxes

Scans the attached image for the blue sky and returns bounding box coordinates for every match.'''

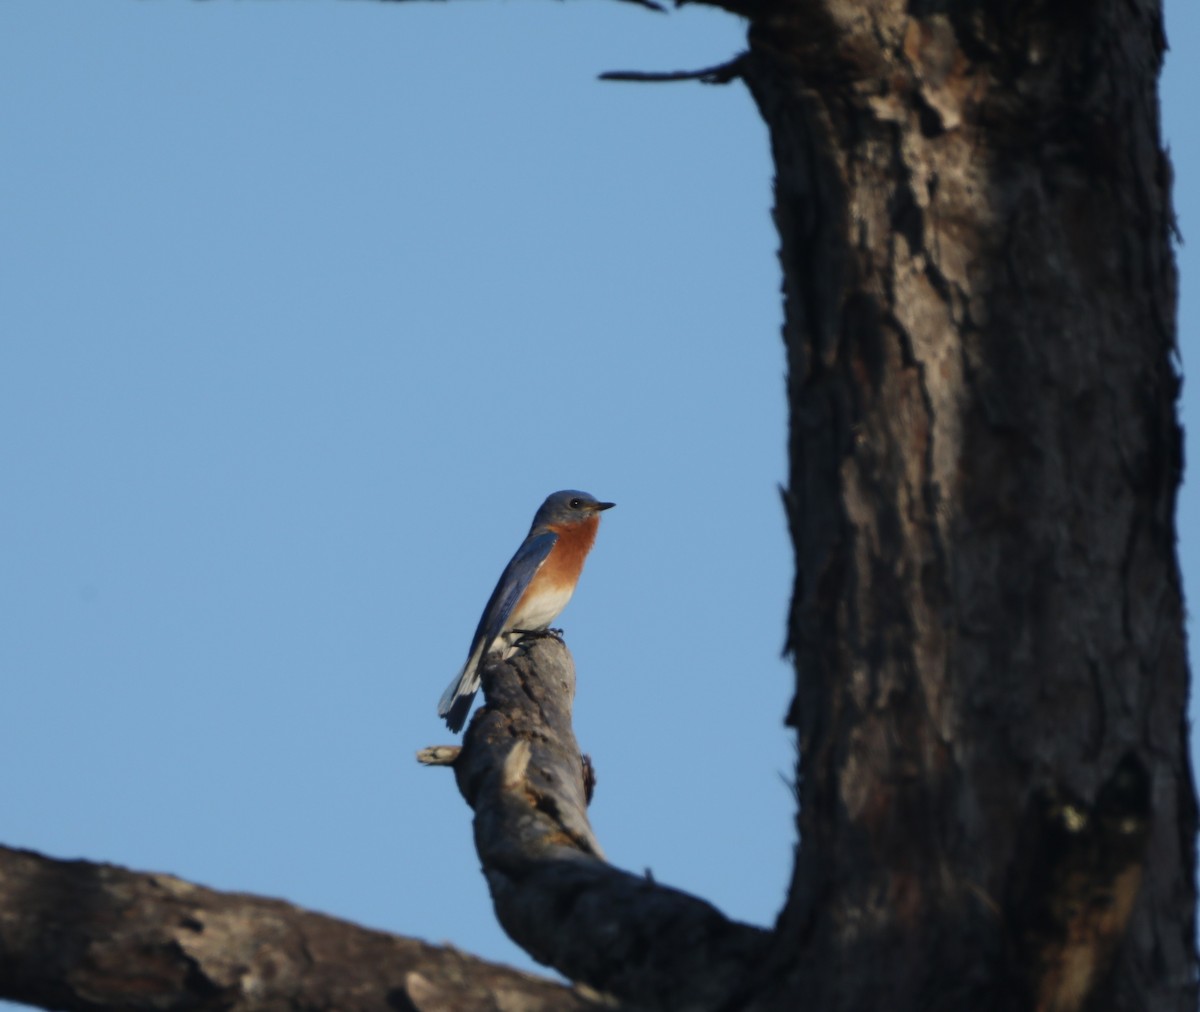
[1,0,1196,994]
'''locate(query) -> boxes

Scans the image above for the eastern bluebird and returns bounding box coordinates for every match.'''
[438,490,615,732]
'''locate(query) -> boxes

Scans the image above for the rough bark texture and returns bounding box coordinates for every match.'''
[0,844,607,1012]
[446,635,771,1011]
[737,1,1195,1009]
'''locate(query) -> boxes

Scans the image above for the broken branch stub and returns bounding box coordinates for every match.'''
[426,635,770,1011]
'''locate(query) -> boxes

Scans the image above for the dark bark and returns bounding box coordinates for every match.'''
[737,1,1194,1009]
[0,845,602,1012]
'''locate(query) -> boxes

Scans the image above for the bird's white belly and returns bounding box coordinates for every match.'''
[510,582,574,633]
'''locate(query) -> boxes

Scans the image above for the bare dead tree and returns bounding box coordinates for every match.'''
[1,2,1192,1011]
[742,5,1193,1008]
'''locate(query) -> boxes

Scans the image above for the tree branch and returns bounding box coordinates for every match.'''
[0,845,604,1012]
[424,636,771,1009]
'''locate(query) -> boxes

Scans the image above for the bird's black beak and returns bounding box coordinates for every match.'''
[594,501,616,511]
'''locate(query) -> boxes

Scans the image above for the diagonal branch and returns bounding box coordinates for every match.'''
[421,636,771,1009]
[0,845,604,1012]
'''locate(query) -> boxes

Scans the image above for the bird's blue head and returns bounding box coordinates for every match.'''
[530,490,615,530]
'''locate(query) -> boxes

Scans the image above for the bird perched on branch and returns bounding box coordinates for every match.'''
[438,490,615,732]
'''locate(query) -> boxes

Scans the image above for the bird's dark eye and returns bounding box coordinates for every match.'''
[569,498,583,509]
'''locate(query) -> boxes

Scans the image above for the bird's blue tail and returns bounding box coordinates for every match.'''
[438,644,485,732]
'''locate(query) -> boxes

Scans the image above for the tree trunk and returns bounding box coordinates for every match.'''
[1,2,1193,1011]
[741,1,1195,1008]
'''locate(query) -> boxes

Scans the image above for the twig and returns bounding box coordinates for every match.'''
[599,55,746,85]
[612,0,668,12]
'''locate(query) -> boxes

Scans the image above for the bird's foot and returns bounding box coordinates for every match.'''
[512,627,564,642]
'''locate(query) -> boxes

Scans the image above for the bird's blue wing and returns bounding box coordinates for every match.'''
[436,530,556,729]
[438,530,559,731]
[468,530,558,653]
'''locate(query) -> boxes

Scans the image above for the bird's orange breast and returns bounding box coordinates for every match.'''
[540,514,600,590]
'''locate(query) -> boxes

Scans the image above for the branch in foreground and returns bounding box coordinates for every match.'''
[424,636,771,1009]
[0,845,604,1012]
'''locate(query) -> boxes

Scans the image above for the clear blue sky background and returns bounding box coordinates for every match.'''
[1,0,1196,996]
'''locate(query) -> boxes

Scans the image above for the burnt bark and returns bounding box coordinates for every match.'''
[738,1,1194,1009]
